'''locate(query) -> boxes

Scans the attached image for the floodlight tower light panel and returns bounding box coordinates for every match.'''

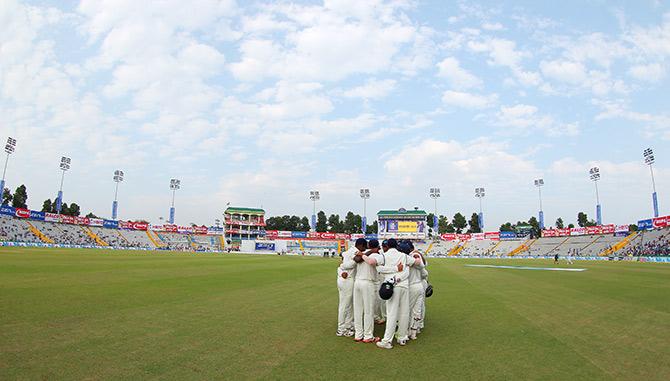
[644,148,655,165]
[4,137,16,154]
[59,157,71,171]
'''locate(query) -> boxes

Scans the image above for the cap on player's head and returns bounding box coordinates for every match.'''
[387,238,398,248]
[381,239,389,248]
[355,238,368,250]
[368,239,380,249]
[398,240,412,254]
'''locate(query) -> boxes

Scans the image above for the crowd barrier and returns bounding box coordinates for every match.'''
[0,241,224,252]
[439,255,670,262]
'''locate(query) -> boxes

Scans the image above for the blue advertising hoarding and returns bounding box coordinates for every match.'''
[103,219,119,229]
[0,205,15,216]
[637,219,653,231]
[29,210,45,221]
[499,231,517,240]
[291,231,307,238]
[255,242,275,251]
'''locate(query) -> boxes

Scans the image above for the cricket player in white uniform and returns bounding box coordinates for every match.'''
[336,240,363,336]
[405,244,426,340]
[374,240,390,324]
[419,266,429,332]
[352,238,380,343]
[363,238,421,349]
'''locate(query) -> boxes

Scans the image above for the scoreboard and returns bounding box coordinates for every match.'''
[377,208,427,239]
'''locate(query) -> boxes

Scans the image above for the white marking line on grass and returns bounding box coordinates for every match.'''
[465,264,587,272]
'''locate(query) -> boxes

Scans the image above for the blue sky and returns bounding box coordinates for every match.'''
[1,0,669,229]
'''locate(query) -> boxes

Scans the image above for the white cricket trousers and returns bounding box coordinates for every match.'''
[353,279,376,340]
[373,281,387,321]
[381,285,409,344]
[408,282,424,332]
[337,277,354,333]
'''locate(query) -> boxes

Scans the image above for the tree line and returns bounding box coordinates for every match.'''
[265,211,378,233]
[2,184,97,217]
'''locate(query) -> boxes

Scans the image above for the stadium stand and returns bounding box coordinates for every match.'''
[0,215,41,242]
[489,240,524,257]
[156,232,192,251]
[2,213,668,258]
[622,227,670,256]
[191,234,223,251]
[29,220,96,245]
[426,240,457,257]
[459,239,498,257]
[118,230,156,248]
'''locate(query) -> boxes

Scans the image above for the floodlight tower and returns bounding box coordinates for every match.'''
[589,167,602,225]
[534,178,545,229]
[474,187,485,230]
[169,179,180,224]
[112,170,124,220]
[429,188,440,235]
[360,188,370,234]
[56,156,71,214]
[309,190,320,231]
[644,148,659,217]
[0,137,17,194]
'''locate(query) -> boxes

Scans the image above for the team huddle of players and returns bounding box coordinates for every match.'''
[336,237,430,349]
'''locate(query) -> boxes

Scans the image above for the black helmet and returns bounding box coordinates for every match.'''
[425,284,434,298]
[379,280,394,300]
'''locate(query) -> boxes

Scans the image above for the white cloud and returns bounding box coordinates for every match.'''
[467,37,541,87]
[343,79,397,99]
[482,22,504,31]
[442,90,497,109]
[540,59,587,84]
[436,57,482,89]
[628,63,666,82]
[593,99,670,139]
[494,104,579,136]
[230,2,434,82]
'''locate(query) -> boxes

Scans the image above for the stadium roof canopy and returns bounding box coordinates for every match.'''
[377,209,427,216]
[225,207,265,215]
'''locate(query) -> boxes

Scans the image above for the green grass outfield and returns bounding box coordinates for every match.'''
[1,248,669,380]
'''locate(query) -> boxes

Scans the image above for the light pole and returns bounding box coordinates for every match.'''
[589,167,602,225]
[309,190,320,231]
[112,170,124,220]
[1,137,16,195]
[429,187,440,236]
[56,156,71,214]
[534,178,545,229]
[475,187,485,230]
[169,178,180,224]
[644,148,659,217]
[360,188,370,234]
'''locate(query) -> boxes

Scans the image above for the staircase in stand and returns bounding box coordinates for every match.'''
[25,221,54,244]
[600,232,638,256]
[82,226,108,246]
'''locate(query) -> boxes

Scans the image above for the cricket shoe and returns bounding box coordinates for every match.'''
[344,330,354,337]
[397,339,407,346]
[376,341,393,350]
[336,330,346,337]
[362,337,380,343]
[354,337,364,342]
[409,330,418,340]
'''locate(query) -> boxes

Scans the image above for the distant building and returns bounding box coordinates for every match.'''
[224,207,266,244]
[377,208,427,239]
